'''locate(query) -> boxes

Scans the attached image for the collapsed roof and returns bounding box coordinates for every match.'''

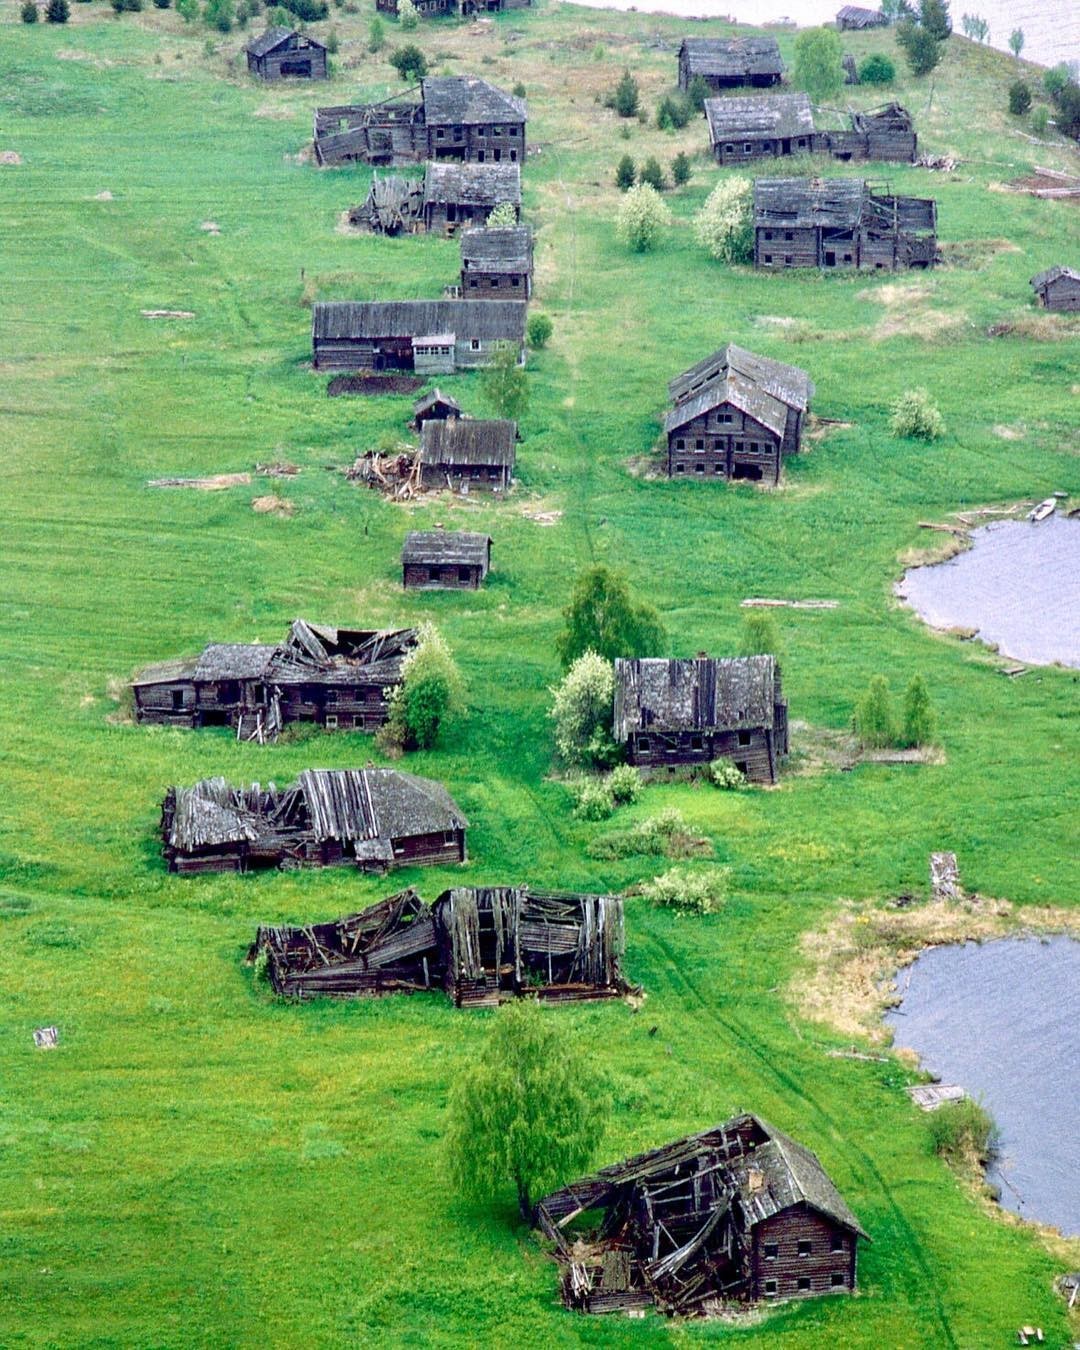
[680,36,784,79]
[614,655,782,741]
[704,92,814,142]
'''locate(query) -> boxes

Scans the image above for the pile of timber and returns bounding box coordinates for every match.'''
[348,174,425,234]
[347,450,422,498]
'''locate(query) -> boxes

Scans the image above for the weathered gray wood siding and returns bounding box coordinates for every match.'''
[403,563,484,589]
[627,727,778,783]
[667,408,783,484]
[750,1208,857,1301]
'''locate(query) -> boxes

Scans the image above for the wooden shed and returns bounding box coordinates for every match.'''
[161,768,468,875]
[411,388,462,428]
[753,177,937,270]
[419,418,517,492]
[423,162,521,234]
[665,344,814,484]
[401,530,492,588]
[311,299,527,373]
[1031,266,1080,311]
[836,5,888,29]
[705,93,815,165]
[678,37,784,93]
[613,654,788,782]
[245,26,328,81]
[460,226,533,299]
[536,1114,868,1315]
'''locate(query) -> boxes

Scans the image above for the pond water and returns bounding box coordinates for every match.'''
[886,935,1080,1236]
[897,516,1080,668]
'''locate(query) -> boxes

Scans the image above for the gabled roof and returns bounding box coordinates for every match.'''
[669,343,814,413]
[460,226,533,270]
[413,388,462,417]
[420,418,517,468]
[1031,265,1080,289]
[422,76,526,126]
[246,25,325,57]
[680,36,784,79]
[664,373,788,439]
[313,300,527,343]
[753,177,935,233]
[836,5,888,26]
[613,654,781,741]
[705,92,814,143]
[193,643,278,682]
[402,530,492,566]
[424,161,521,208]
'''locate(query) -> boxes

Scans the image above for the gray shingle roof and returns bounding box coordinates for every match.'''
[680,36,784,79]
[246,25,298,57]
[665,374,788,439]
[837,5,888,26]
[423,161,521,208]
[422,76,526,126]
[613,655,780,741]
[193,644,278,682]
[705,92,814,143]
[1031,265,1080,289]
[401,531,492,566]
[420,418,517,468]
[413,388,462,418]
[313,300,527,342]
[668,344,814,414]
[753,176,868,229]
[460,226,533,270]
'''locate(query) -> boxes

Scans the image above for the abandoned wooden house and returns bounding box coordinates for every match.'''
[376,0,531,15]
[313,76,526,167]
[536,1114,868,1316]
[249,884,630,1005]
[411,388,462,428]
[419,417,517,492]
[161,768,468,875]
[460,226,533,299]
[753,177,937,270]
[347,174,426,235]
[678,37,784,93]
[1030,265,1080,311]
[401,530,492,588]
[836,4,888,28]
[311,300,527,373]
[245,26,328,81]
[706,97,915,165]
[613,654,789,783]
[132,620,417,741]
[423,161,521,233]
[664,343,814,484]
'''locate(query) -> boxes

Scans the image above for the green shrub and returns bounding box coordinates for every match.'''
[889,387,944,441]
[897,20,943,76]
[859,53,895,84]
[480,340,527,421]
[739,610,783,660]
[686,74,709,112]
[855,674,896,748]
[615,182,671,253]
[607,764,642,805]
[638,156,666,191]
[920,0,952,39]
[368,15,385,51]
[926,1098,995,1165]
[390,43,427,81]
[526,313,553,349]
[1043,64,1070,98]
[611,68,639,117]
[556,564,667,668]
[549,651,617,768]
[708,759,747,790]
[512,81,526,98]
[655,95,692,131]
[21,0,39,20]
[204,0,233,30]
[641,866,729,915]
[671,152,691,186]
[615,154,635,191]
[382,622,462,751]
[1031,104,1049,134]
[398,0,417,29]
[792,26,843,102]
[177,0,199,20]
[1008,81,1031,115]
[45,0,70,18]
[325,30,339,54]
[587,808,695,860]
[901,673,936,747]
[693,176,753,264]
[570,777,615,821]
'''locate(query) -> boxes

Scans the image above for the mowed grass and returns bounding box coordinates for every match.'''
[0,5,1078,1346]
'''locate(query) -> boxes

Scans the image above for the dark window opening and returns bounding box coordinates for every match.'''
[798,1241,812,1257]
[764,1242,778,1260]
[735,760,748,775]
[171,689,185,711]
[797,1276,812,1291]
[458,567,471,582]
[764,1279,778,1297]
[831,1272,846,1287]
[738,729,752,746]
[690,735,703,750]
[830,1234,845,1253]
[637,737,650,752]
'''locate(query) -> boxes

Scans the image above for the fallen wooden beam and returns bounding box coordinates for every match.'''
[741,598,840,609]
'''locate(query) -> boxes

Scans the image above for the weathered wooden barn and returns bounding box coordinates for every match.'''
[665,343,814,484]
[249,885,630,1005]
[245,26,328,81]
[402,530,492,588]
[313,76,526,167]
[423,162,521,233]
[312,300,527,373]
[753,178,937,270]
[613,655,789,782]
[1030,265,1080,311]
[132,620,417,741]
[706,97,915,164]
[536,1114,868,1316]
[419,417,517,491]
[678,37,784,93]
[460,226,533,299]
[411,388,462,427]
[161,768,468,875]
[836,4,888,29]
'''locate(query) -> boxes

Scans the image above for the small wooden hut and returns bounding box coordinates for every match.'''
[705,93,815,165]
[402,530,492,588]
[460,226,533,299]
[419,418,517,492]
[1030,266,1080,311]
[411,389,462,428]
[423,162,521,234]
[678,37,784,93]
[836,5,888,29]
[246,26,328,81]
[312,300,527,372]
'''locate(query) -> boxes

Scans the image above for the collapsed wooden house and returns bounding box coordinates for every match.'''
[536,1115,868,1316]
[402,530,492,588]
[376,0,531,16]
[706,96,915,165]
[132,620,417,741]
[250,885,630,1005]
[613,655,789,783]
[460,226,533,299]
[245,26,328,81]
[162,768,468,875]
[836,4,888,28]
[664,344,814,484]
[313,76,527,168]
[347,174,426,235]
[312,299,527,373]
[678,37,784,93]
[753,177,937,270]
[419,417,517,491]
[1030,265,1080,312]
[423,161,521,233]
[411,388,462,428]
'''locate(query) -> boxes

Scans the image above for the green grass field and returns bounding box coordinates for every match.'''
[1,3,1078,1345]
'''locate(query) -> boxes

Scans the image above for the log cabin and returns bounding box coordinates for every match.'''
[836,4,888,29]
[423,161,521,233]
[411,388,462,428]
[132,620,417,741]
[753,177,937,270]
[312,300,527,373]
[248,885,631,1005]
[161,768,468,875]
[678,36,784,93]
[313,76,526,167]
[536,1114,868,1315]
[460,226,533,299]
[706,97,915,164]
[376,0,532,17]
[613,654,788,782]
[419,417,517,492]
[246,26,328,81]
[1030,266,1080,311]
[664,343,814,484]
[825,104,917,162]
[401,530,492,588]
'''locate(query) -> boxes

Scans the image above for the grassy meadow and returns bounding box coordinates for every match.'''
[1,2,1079,1345]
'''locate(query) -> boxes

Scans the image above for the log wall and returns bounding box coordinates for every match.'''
[750,1208,857,1300]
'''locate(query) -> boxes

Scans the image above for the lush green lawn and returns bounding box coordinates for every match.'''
[0,4,1077,1345]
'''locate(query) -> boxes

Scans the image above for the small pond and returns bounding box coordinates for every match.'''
[898,516,1080,668]
[886,935,1080,1236]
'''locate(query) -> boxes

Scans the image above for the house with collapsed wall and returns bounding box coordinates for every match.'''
[423,161,521,233]
[460,226,533,299]
[1030,265,1080,311]
[313,76,526,167]
[753,177,937,270]
[536,1114,868,1316]
[249,885,630,1006]
[161,768,468,874]
[402,530,492,588]
[419,417,517,491]
[678,36,784,92]
[312,300,527,373]
[613,655,789,783]
[245,26,328,81]
[132,620,417,741]
[706,95,915,165]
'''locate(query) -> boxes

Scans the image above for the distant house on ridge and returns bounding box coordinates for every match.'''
[246,26,328,81]
[678,36,784,93]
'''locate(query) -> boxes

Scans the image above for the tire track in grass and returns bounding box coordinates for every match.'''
[643,926,959,1349]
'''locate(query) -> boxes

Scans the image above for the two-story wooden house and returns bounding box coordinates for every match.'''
[422,162,521,233]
